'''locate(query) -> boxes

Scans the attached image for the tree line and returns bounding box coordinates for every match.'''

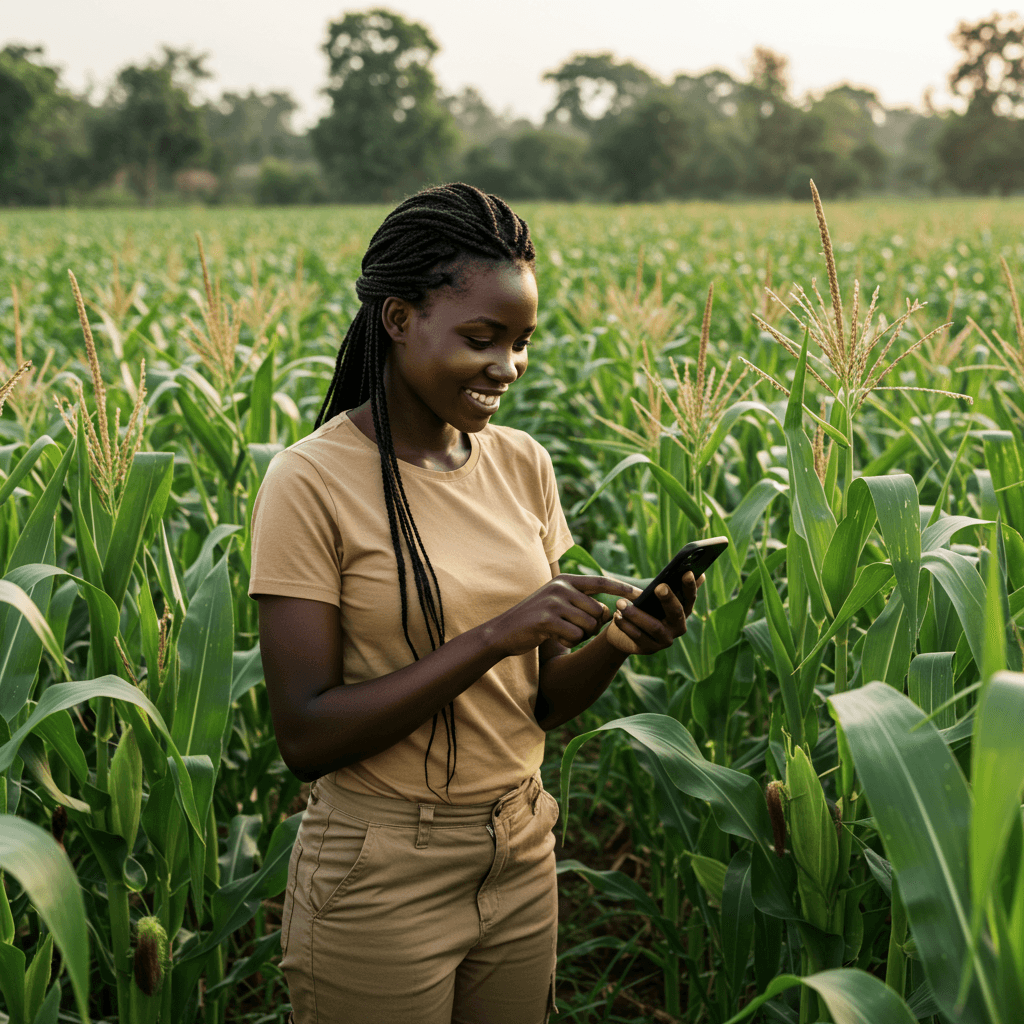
[2,8,1023,206]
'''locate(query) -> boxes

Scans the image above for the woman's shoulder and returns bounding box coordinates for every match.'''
[477,424,557,488]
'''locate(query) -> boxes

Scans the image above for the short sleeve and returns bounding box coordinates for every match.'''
[536,444,574,563]
[248,449,342,606]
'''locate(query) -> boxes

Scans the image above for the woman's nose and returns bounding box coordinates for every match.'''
[486,354,519,383]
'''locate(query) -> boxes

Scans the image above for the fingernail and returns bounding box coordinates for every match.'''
[657,584,669,597]
[616,599,627,610]
[613,610,622,621]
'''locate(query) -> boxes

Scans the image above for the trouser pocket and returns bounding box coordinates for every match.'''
[307,809,378,917]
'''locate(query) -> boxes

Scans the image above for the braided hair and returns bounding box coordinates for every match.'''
[314,183,536,799]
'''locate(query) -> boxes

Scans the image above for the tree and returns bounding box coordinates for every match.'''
[0,45,91,204]
[543,53,657,132]
[938,13,1024,193]
[949,13,1024,117]
[594,90,698,200]
[104,48,208,204]
[311,9,456,201]
[204,90,310,171]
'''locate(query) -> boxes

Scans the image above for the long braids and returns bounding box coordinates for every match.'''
[315,183,535,799]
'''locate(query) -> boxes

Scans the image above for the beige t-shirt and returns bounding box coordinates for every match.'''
[248,411,574,804]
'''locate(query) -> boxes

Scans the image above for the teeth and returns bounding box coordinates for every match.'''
[466,390,500,408]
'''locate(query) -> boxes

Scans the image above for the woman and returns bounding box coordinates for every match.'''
[250,183,700,1024]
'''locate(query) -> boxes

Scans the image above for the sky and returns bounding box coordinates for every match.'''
[1,0,1005,127]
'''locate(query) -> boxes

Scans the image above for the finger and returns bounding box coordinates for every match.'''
[609,610,652,653]
[678,571,698,615]
[567,590,614,623]
[565,574,643,600]
[655,583,687,630]
[616,597,675,646]
[561,607,600,637]
[695,573,705,591]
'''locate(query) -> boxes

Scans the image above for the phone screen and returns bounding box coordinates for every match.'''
[633,537,729,619]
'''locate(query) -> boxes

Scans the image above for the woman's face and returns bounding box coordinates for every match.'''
[384,261,538,434]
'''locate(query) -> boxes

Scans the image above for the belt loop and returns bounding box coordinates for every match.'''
[416,804,435,849]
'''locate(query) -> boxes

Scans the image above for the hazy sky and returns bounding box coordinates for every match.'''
[2,0,1002,126]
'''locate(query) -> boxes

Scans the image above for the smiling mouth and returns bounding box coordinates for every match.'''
[464,388,502,411]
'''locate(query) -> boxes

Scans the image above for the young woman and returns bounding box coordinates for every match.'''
[250,183,700,1024]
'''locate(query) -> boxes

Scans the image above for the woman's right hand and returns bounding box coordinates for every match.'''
[489,574,642,657]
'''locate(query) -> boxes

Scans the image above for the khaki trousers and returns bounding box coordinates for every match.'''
[280,770,560,1024]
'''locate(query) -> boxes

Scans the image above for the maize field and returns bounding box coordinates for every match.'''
[0,192,1023,1023]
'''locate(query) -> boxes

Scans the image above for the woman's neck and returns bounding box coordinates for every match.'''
[348,401,472,473]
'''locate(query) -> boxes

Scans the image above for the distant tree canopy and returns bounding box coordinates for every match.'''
[311,8,457,201]
[937,13,1024,194]
[2,9,1024,205]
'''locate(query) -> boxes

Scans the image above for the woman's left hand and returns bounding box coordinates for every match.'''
[604,571,704,656]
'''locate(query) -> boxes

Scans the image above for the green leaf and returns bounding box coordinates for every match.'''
[4,436,73,576]
[218,814,262,885]
[0,580,67,682]
[101,452,174,610]
[907,652,955,728]
[982,431,1024,539]
[0,677,202,839]
[921,549,988,670]
[784,330,837,612]
[850,474,921,642]
[722,968,917,1024]
[18,734,90,814]
[559,714,789,907]
[23,932,52,1024]
[697,400,780,469]
[807,562,894,665]
[175,387,235,479]
[176,811,301,965]
[172,555,234,767]
[860,587,914,688]
[577,451,650,514]
[0,940,26,1024]
[182,524,240,601]
[967,672,1024,988]
[0,436,62,509]
[721,849,754,1000]
[230,644,264,703]
[555,859,662,917]
[688,853,727,905]
[830,683,997,1022]
[921,515,991,553]
[647,461,706,529]
[246,346,274,444]
[0,815,90,1023]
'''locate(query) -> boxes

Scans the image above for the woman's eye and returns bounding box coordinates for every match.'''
[514,338,532,351]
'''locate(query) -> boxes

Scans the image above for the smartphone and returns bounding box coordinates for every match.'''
[633,537,729,619]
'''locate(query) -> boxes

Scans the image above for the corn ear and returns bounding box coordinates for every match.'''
[109,728,143,853]
[785,742,840,933]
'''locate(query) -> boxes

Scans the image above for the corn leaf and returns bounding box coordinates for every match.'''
[172,554,234,767]
[830,682,997,1023]
[907,651,955,727]
[921,549,988,670]
[101,451,174,610]
[0,435,61,509]
[722,967,916,1024]
[721,849,754,1000]
[0,815,90,1023]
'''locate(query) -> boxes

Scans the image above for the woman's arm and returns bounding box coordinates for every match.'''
[534,561,701,731]
[258,572,639,781]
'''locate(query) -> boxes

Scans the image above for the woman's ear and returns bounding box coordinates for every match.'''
[381,297,413,345]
